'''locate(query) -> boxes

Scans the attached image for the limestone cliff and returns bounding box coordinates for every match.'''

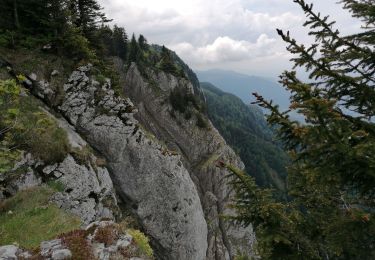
[122,62,256,259]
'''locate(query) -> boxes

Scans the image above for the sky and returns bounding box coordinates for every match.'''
[99,0,362,79]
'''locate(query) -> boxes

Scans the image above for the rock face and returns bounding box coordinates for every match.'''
[123,63,256,259]
[29,65,208,260]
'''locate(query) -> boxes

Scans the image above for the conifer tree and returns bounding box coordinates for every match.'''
[128,34,141,64]
[138,34,148,51]
[160,46,178,75]
[112,25,128,60]
[226,0,375,259]
[69,0,111,38]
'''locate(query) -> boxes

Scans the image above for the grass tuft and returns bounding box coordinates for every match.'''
[0,186,80,249]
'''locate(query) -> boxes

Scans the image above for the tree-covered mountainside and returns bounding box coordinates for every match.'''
[197,69,290,109]
[201,82,288,194]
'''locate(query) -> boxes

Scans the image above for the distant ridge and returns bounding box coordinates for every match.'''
[197,69,291,111]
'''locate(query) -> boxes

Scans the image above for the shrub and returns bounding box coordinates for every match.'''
[0,80,71,164]
[0,79,22,173]
[0,30,14,48]
[25,115,70,163]
[47,180,65,192]
[60,230,95,260]
[93,224,119,246]
[169,87,204,118]
[0,186,81,249]
[127,229,153,258]
[59,26,97,62]
[196,112,209,129]
[70,146,93,167]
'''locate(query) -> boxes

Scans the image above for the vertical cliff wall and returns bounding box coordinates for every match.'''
[122,62,256,259]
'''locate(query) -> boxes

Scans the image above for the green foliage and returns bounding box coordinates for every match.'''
[169,86,208,128]
[0,79,21,173]
[196,112,209,129]
[128,34,142,64]
[169,87,202,113]
[59,26,97,62]
[202,82,288,195]
[229,0,375,259]
[158,45,185,77]
[47,180,65,192]
[127,229,153,258]
[0,79,70,165]
[0,186,81,249]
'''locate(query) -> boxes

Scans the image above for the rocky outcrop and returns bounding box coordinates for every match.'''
[123,63,256,259]
[0,108,119,225]
[27,65,208,260]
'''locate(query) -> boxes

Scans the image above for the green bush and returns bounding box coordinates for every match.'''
[60,26,97,62]
[127,229,153,258]
[0,30,14,48]
[169,87,203,114]
[47,180,65,192]
[0,79,70,165]
[196,112,209,129]
[0,79,22,173]
[0,186,81,248]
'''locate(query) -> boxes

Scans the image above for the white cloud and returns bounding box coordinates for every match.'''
[172,34,277,64]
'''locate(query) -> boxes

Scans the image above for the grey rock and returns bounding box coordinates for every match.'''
[2,157,42,197]
[35,80,55,99]
[52,249,72,260]
[42,44,52,50]
[116,235,132,248]
[51,70,59,77]
[0,245,19,260]
[12,168,42,191]
[50,155,117,225]
[43,164,58,175]
[29,73,37,81]
[40,239,64,257]
[18,251,32,259]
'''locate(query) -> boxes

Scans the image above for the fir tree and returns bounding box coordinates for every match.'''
[138,34,148,51]
[227,0,375,259]
[128,34,141,64]
[112,25,128,60]
[160,46,178,75]
[69,0,111,39]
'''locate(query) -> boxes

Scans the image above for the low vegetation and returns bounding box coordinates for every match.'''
[59,230,95,260]
[0,186,81,249]
[127,229,154,258]
[169,86,208,128]
[0,79,70,172]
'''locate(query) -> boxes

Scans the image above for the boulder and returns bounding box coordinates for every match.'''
[0,245,19,259]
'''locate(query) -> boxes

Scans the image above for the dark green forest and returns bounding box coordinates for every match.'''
[202,82,288,195]
[0,0,188,84]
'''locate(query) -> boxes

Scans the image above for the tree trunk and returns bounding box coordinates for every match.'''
[13,0,20,29]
